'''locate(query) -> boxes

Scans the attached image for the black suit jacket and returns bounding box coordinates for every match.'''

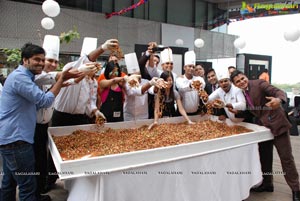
[239,79,291,136]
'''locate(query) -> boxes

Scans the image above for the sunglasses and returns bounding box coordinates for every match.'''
[165,62,173,65]
[109,71,119,76]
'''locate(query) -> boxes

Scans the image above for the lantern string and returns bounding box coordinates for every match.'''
[105,0,148,19]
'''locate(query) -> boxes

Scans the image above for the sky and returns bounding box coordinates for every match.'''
[211,13,300,84]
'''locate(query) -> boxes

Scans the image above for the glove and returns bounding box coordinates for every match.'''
[149,77,158,86]
[95,110,106,120]
[78,62,101,73]
[101,39,119,50]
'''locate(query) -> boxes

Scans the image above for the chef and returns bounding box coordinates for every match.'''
[175,50,205,115]
[208,70,246,122]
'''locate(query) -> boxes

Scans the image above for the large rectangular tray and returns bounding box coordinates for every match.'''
[48,115,273,180]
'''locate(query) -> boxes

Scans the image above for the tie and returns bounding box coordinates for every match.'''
[244,90,254,109]
[212,85,216,91]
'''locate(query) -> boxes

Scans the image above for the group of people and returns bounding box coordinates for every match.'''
[0,37,299,201]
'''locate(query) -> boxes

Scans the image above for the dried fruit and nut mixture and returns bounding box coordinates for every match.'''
[53,120,253,161]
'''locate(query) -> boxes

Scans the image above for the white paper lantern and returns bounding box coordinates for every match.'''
[42,0,60,17]
[233,37,246,49]
[284,28,300,42]
[175,38,184,46]
[194,38,204,48]
[41,17,55,30]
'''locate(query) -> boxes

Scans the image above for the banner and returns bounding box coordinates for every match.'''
[229,1,300,21]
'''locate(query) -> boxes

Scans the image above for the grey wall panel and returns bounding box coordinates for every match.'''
[212,32,225,58]
[136,20,161,45]
[0,0,237,60]
[223,34,237,58]
[0,0,18,39]
[195,0,208,28]
[117,17,139,54]
[133,0,146,19]
[162,23,194,50]
[167,0,194,27]
[102,0,113,14]
[115,0,132,18]
[195,29,214,60]
[149,0,167,23]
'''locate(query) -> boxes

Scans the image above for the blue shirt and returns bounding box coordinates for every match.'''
[0,65,55,145]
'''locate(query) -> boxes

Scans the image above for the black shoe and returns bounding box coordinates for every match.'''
[293,191,300,201]
[38,194,51,201]
[250,184,274,192]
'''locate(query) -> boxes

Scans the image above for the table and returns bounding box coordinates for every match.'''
[64,143,262,201]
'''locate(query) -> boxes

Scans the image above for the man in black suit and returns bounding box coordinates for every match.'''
[204,68,218,95]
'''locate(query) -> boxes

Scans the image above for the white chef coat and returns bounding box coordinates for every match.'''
[0,83,3,98]
[54,55,97,116]
[35,71,58,124]
[175,75,206,114]
[208,84,246,122]
[123,79,154,121]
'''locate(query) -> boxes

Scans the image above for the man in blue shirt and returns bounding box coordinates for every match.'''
[0,43,79,201]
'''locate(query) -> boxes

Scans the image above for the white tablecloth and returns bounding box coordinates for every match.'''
[64,143,262,201]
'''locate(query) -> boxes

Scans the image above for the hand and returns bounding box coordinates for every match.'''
[124,74,141,88]
[218,115,226,121]
[191,80,202,91]
[228,107,238,114]
[101,39,119,51]
[153,78,168,89]
[265,96,281,109]
[199,90,208,103]
[61,67,84,81]
[95,110,106,120]
[147,42,158,54]
[225,103,233,109]
[78,62,101,73]
[212,99,225,109]
[187,120,195,125]
[148,121,158,130]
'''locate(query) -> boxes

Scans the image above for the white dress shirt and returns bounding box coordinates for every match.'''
[208,85,246,122]
[175,75,205,113]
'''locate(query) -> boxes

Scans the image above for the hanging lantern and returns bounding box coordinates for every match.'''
[194,38,204,48]
[41,17,55,30]
[233,37,246,49]
[175,38,184,46]
[284,28,300,42]
[42,0,60,17]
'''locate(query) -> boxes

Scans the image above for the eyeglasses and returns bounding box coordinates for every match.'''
[165,62,173,65]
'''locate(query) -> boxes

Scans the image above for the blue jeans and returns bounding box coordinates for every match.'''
[0,142,37,201]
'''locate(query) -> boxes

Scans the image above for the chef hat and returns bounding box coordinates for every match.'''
[80,37,98,56]
[184,50,196,66]
[124,52,140,74]
[216,70,230,81]
[160,48,173,64]
[43,35,60,61]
